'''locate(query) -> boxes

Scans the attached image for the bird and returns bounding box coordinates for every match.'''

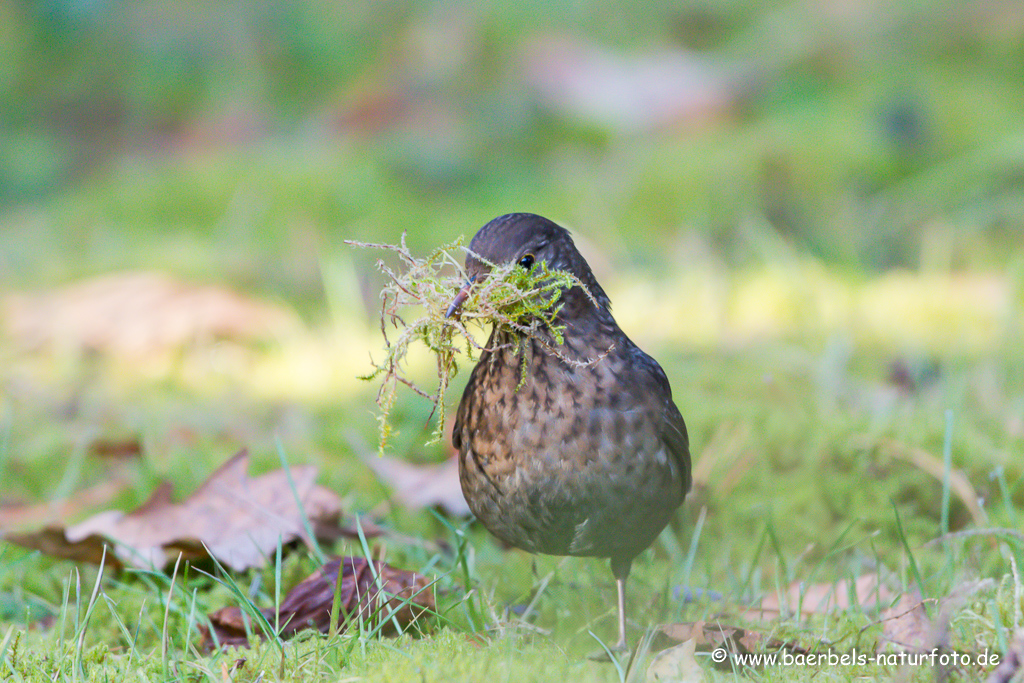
[447,212,691,652]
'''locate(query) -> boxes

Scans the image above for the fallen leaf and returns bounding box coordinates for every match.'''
[0,476,131,534]
[199,556,435,649]
[987,629,1024,683]
[2,526,113,565]
[522,36,741,133]
[88,437,143,462]
[220,657,246,682]
[313,515,386,544]
[5,450,344,571]
[647,638,705,683]
[741,573,897,620]
[362,453,469,517]
[656,621,807,657]
[2,271,300,356]
[877,592,934,653]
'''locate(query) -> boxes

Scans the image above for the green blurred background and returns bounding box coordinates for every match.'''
[4,0,1024,286]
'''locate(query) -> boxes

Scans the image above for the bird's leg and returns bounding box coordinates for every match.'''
[614,575,628,651]
[610,556,633,652]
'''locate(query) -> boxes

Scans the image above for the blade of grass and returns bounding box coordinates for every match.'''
[354,516,404,636]
[361,575,441,641]
[0,405,10,478]
[274,536,283,636]
[194,544,283,655]
[100,593,136,662]
[518,570,553,626]
[129,599,145,674]
[161,551,182,677]
[667,505,706,621]
[587,631,626,682]
[53,434,90,502]
[765,518,789,582]
[329,556,345,639]
[182,588,198,658]
[275,437,326,565]
[0,625,17,675]
[428,509,482,631]
[624,628,657,683]
[55,571,72,673]
[940,409,954,536]
[681,505,707,590]
[72,567,81,651]
[992,465,1014,523]
[74,546,107,681]
[738,525,769,602]
[798,520,857,615]
[891,501,927,604]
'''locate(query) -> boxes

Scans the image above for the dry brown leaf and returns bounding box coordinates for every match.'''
[2,271,299,356]
[647,638,705,683]
[88,438,143,462]
[656,621,806,656]
[5,450,343,571]
[876,592,934,653]
[3,526,113,565]
[741,573,897,620]
[0,475,131,534]
[312,515,386,544]
[362,453,469,517]
[219,658,246,681]
[199,556,435,650]
[986,629,1024,683]
[522,36,738,133]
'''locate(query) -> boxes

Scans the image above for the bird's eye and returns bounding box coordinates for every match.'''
[518,253,535,269]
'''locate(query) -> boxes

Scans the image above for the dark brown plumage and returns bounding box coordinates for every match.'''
[448,213,691,651]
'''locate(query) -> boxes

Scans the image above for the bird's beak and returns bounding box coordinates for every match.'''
[445,275,476,319]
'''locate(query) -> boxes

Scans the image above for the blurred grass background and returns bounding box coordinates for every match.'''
[4,0,1024,281]
[2,0,1024,679]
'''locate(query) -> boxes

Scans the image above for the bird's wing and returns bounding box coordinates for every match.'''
[661,399,692,496]
[637,348,692,497]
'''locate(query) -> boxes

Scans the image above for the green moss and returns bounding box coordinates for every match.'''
[348,234,585,452]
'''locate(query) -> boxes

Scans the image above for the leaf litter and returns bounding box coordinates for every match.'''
[347,422,469,516]
[2,271,300,356]
[658,573,1001,677]
[5,449,350,571]
[199,555,435,649]
[0,475,132,534]
[646,637,705,683]
[361,452,469,517]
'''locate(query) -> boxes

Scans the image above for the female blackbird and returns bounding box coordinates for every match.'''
[448,213,691,651]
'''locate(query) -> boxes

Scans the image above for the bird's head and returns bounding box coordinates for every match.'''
[446,213,610,320]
